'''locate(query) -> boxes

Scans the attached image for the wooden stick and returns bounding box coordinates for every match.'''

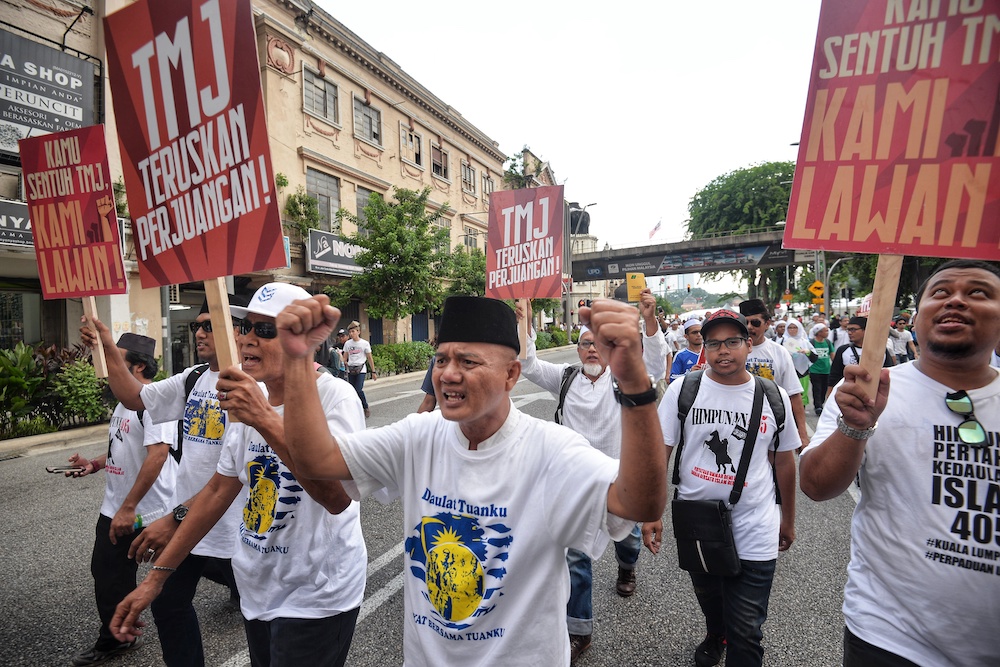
[204,277,239,371]
[857,254,903,400]
[518,298,529,360]
[83,296,108,378]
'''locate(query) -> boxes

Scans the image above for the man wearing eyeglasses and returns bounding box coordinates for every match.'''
[111,282,367,667]
[801,259,1000,667]
[827,316,896,398]
[647,309,799,667]
[516,289,667,663]
[81,295,249,666]
[738,300,811,448]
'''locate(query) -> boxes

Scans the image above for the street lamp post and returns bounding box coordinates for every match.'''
[567,202,596,325]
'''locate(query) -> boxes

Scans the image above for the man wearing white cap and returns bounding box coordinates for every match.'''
[670,317,705,382]
[111,283,368,667]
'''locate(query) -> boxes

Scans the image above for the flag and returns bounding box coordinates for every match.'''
[649,219,661,239]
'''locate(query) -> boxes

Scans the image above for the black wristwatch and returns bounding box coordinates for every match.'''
[612,379,658,407]
[172,504,189,522]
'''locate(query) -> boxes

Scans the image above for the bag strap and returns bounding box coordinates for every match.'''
[671,370,704,487]
[728,378,765,505]
[173,363,210,463]
[554,364,581,425]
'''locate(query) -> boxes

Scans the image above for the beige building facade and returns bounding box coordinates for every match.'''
[0,0,509,364]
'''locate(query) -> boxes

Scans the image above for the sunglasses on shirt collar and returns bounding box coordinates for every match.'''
[944,390,988,447]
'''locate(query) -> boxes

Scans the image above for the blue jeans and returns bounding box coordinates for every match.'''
[244,608,360,667]
[347,372,368,410]
[149,554,232,666]
[689,559,776,667]
[566,523,641,635]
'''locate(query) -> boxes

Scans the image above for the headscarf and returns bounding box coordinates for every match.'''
[782,321,814,355]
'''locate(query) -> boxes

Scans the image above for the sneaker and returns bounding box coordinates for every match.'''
[815,407,823,415]
[569,633,592,664]
[71,638,143,666]
[694,633,726,667]
[615,565,637,597]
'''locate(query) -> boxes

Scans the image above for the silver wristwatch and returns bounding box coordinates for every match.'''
[837,414,877,440]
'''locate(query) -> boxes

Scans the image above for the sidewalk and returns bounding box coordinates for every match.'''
[1,345,575,460]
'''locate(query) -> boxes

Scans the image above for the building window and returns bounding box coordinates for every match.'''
[400,125,422,167]
[353,98,381,145]
[434,216,452,254]
[303,68,338,124]
[481,174,495,201]
[431,144,449,179]
[306,167,340,232]
[461,162,476,194]
[464,226,481,250]
[356,186,373,237]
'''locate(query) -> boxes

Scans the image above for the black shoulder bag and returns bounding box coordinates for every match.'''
[670,377,766,577]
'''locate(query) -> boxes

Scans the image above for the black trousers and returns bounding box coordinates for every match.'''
[91,514,141,650]
[843,627,919,667]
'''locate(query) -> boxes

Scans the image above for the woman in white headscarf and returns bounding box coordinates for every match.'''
[782,320,816,405]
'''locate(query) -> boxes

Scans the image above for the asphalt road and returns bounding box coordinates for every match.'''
[0,347,855,666]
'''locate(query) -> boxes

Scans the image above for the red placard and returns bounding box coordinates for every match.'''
[104,0,284,288]
[19,125,127,299]
[784,0,1000,259]
[486,185,565,299]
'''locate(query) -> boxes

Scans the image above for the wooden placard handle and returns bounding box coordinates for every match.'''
[204,277,240,371]
[83,296,108,378]
[518,298,529,360]
[857,254,903,400]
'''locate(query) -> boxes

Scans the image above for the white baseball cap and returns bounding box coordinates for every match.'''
[231,283,311,319]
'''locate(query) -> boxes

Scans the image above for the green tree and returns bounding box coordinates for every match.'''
[327,187,450,325]
[686,161,795,304]
[502,149,542,190]
[443,245,487,297]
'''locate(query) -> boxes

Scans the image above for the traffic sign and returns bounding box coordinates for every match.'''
[808,280,825,297]
[781,290,794,302]
[812,297,825,304]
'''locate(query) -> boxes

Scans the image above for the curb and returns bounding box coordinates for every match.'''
[1,346,576,459]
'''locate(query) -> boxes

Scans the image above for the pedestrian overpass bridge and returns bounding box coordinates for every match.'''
[570,228,821,283]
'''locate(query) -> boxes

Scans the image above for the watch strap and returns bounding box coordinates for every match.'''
[613,380,658,407]
[837,414,877,440]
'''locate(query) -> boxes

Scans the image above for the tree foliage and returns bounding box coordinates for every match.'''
[686,161,795,303]
[443,245,487,297]
[502,149,542,190]
[327,187,451,321]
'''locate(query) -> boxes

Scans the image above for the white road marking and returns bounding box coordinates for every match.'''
[512,391,554,408]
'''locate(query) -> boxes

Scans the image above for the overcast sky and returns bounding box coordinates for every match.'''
[316,0,824,291]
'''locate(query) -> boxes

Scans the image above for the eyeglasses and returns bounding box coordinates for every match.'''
[845,326,863,333]
[189,320,213,333]
[236,319,278,339]
[747,318,765,328]
[703,337,747,351]
[944,390,988,447]
[578,340,597,349]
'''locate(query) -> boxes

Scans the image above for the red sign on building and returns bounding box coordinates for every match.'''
[784,0,1000,260]
[486,185,565,300]
[104,0,285,288]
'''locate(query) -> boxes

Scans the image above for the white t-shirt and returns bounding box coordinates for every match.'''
[217,372,367,621]
[745,337,803,397]
[338,406,628,667]
[891,329,914,355]
[140,366,244,558]
[658,374,800,560]
[804,363,1000,666]
[343,339,372,373]
[100,403,177,521]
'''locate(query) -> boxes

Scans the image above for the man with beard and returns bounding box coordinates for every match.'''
[111,283,367,667]
[517,289,667,663]
[801,260,1000,666]
[80,296,247,666]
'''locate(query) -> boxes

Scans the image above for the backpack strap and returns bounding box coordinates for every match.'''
[729,378,765,505]
[554,364,581,425]
[173,363,210,463]
[671,370,704,488]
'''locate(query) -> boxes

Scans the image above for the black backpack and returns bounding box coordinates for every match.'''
[554,364,582,425]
